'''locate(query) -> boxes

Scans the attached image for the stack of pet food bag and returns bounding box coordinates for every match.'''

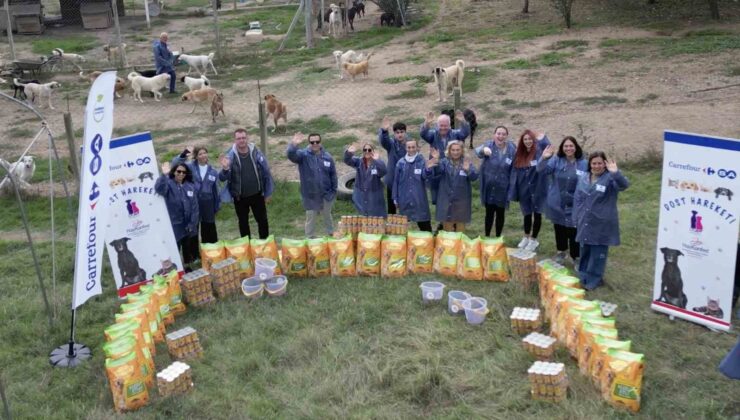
[537,260,643,412]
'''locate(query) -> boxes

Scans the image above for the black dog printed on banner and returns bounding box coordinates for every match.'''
[714,187,733,201]
[657,247,688,309]
[109,237,147,286]
[138,171,154,182]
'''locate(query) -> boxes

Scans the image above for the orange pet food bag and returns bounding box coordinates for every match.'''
[307,237,331,277]
[381,235,407,278]
[357,233,382,276]
[200,241,226,271]
[457,235,483,281]
[224,236,254,277]
[433,231,461,277]
[406,230,434,274]
[600,350,644,413]
[251,235,281,275]
[281,238,308,277]
[328,234,356,277]
[481,237,509,281]
[105,351,149,413]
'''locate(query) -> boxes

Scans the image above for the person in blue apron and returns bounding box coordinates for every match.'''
[573,151,629,290]
[171,146,221,243]
[537,136,587,265]
[427,141,478,232]
[476,125,516,237]
[392,139,432,232]
[155,161,200,271]
[509,130,550,251]
[343,143,387,217]
[378,117,409,215]
[419,110,470,205]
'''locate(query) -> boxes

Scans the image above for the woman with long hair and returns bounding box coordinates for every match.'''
[172,146,221,243]
[344,142,387,217]
[573,151,629,290]
[155,161,200,270]
[428,141,478,232]
[476,125,516,237]
[537,136,587,265]
[509,130,550,251]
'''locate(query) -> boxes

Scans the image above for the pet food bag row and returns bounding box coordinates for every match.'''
[224,236,254,278]
[251,235,282,275]
[281,238,308,277]
[407,231,434,274]
[357,233,382,276]
[380,235,407,277]
[307,237,331,277]
[432,233,510,281]
[328,234,356,276]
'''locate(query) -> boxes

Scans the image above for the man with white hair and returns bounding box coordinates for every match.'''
[420,110,470,205]
[153,32,177,94]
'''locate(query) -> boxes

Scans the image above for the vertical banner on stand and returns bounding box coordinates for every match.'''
[105,132,182,297]
[652,131,740,331]
[72,72,116,309]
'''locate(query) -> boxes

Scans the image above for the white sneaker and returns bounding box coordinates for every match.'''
[517,236,530,249]
[525,238,539,252]
[553,252,566,265]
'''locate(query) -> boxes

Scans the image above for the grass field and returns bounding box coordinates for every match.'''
[1,156,739,418]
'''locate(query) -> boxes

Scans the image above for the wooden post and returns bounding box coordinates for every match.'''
[0,373,10,420]
[320,0,324,33]
[278,0,304,52]
[257,81,267,153]
[111,0,125,67]
[304,0,313,48]
[396,0,406,26]
[4,0,16,60]
[453,88,461,112]
[213,0,222,59]
[63,113,80,188]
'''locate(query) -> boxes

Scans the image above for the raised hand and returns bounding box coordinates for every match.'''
[425,111,435,126]
[292,132,305,145]
[430,147,440,160]
[542,144,554,159]
[372,151,380,161]
[454,109,465,123]
[426,156,439,168]
[347,144,357,154]
[463,159,472,171]
[382,116,391,131]
[606,159,618,173]
[483,146,492,157]
[219,154,231,169]
[161,162,171,174]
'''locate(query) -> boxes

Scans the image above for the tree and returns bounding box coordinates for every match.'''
[369,0,409,26]
[550,0,575,28]
[707,0,720,20]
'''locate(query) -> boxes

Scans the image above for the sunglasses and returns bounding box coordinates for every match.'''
[363,148,373,152]
[309,140,321,145]
[175,170,186,174]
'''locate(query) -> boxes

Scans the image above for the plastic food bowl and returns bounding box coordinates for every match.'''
[255,258,278,280]
[448,290,471,315]
[241,277,264,299]
[420,281,445,304]
[265,275,288,297]
[462,297,489,325]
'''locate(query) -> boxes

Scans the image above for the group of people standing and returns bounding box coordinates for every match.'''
[155,112,629,290]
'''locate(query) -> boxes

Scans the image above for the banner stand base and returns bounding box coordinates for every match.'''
[49,342,91,368]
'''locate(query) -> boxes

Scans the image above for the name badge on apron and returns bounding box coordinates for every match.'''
[530,160,538,167]
[371,169,378,175]
[324,161,331,167]
[459,170,467,177]
[576,170,585,176]
[186,190,194,197]
[208,175,216,181]
[505,158,512,165]
[414,168,422,175]
[595,184,606,192]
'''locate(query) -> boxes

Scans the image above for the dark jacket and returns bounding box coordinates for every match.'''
[152,40,174,73]
[219,143,274,203]
[171,155,221,223]
[378,128,408,187]
[392,154,431,222]
[343,150,387,217]
[286,143,338,211]
[428,158,479,224]
[154,175,199,241]
[476,140,516,207]
[574,170,630,246]
[537,156,588,227]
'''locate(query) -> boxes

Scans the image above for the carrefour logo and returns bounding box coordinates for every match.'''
[704,167,736,179]
[668,161,702,172]
[88,134,103,209]
[93,93,105,123]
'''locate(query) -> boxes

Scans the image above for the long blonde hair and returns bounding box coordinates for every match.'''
[445,140,464,164]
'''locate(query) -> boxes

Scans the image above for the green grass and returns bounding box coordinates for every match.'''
[2,164,739,417]
[637,93,659,104]
[598,32,740,61]
[31,36,99,55]
[548,39,589,50]
[502,58,537,70]
[281,115,343,135]
[219,6,298,33]
[382,75,433,84]
[574,96,628,106]
[385,89,427,100]
[726,66,740,77]
[500,99,548,109]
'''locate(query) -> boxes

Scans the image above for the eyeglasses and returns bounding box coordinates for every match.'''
[363,148,373,152]
[175,170,186,174]
[309,140,321,145]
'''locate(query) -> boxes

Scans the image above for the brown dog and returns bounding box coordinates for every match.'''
[211,92,225,123]
[342,52,373,81]
[82,71,126,98]
[264,94,287,132]
[181,87,218,113]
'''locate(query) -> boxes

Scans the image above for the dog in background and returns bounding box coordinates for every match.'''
[109,237,147,286]
[342,52,373,81]
[464,108,478,149]
[353,0,365,17]
[181,75,210,91]
[715,187,733,200]
[13,78,61,109]
[333,50,366,79]
[11,77,38,100]
[178,52,218,76]
[657,247,688,309]
[380,12,395,26]
[264,94,287,132]
[211,92,225,123]
[0,156,36,194]
[181,87,218,113]
[433,59,465,102]
[51,48,85,71]
[103,43,128,65]
[80,71,127,98]
[329,4,342,37]
[128,72,170,102]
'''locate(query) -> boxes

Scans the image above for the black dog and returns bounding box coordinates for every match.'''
[380,12,395,26]
[347,6,357,31]
[463,108,478,149]
[138,171,154,182]
[657,247,688,309]
[109,237,147,286]
[12,78,39,101]
[353,0,365,17]
[715,187,733,201]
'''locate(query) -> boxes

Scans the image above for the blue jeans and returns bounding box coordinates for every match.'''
[578,244,609,290]
[157,68,177,93]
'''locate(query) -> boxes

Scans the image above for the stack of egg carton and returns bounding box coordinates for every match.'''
[210,257,240,298]
[510,307,542,335]
[157,361,193,397]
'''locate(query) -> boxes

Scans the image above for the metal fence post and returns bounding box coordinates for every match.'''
[63,113,80,190]
[304,0,313,48]
[453,88,461,112]
[257,81,267,153]
[213,0,222,59]
[396,0,406,26]
[4,0,15,61]
[111,0,125,68]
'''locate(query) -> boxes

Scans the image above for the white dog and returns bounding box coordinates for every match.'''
[127,72,170,103]
[329,4,341,38]
[0,156,36,194]
[332,50,366,79]
[51,48,85,71]
[13,78,61,109]
[433,59,465,102]
[180,75,210,91]
[103,43,128,65]
[178,53,218,76]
